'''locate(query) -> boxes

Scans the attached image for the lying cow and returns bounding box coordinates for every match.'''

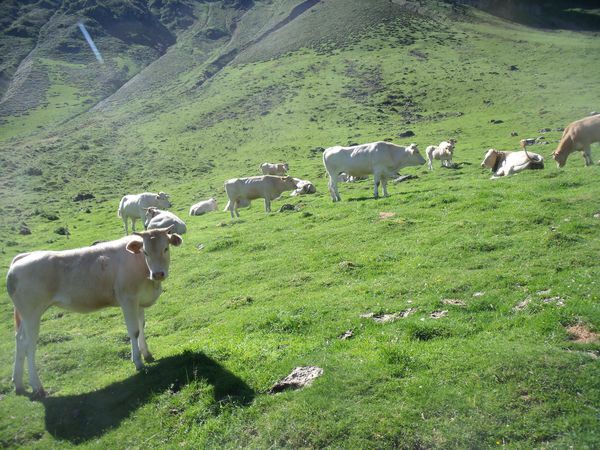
[144,207,187,234]
[426,139,456,170]
[291,178,316,196]
[323,141,426,201]
[260,162,289,176]
[6,226,183,397]
[189,198,217,216]
[481,148,544,178]
[224,175,298,218]
[552,114,600,167]
[118,192,171,235]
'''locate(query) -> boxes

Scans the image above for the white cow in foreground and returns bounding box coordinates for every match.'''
[224,175,298,218]
[118,192,171,235]
[323,141,426,201]
[189,198,217,216]
[6,227,183,397]
[481,148,544,178]
[426,139,456,170]
[144,207,187,234]
[260,162,289,176]
[291,178,316,196]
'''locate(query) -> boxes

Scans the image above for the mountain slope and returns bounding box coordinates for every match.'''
[0,1,599,448]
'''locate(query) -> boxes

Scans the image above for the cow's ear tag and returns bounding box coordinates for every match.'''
[126,240,144,254]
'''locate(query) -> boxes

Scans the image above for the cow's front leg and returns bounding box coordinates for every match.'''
[264,197,271,213]
[120,299,144,370]
[137,307,154,363]
[583,145,593,166]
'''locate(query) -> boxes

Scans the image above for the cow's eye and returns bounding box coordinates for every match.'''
[164,247,169,253]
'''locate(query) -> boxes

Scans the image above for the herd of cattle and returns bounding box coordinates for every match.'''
[6,114,600,398]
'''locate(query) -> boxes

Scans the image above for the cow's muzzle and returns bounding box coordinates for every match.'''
[150,271,166,281]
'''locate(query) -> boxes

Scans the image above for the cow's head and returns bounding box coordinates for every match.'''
[481,149,498,169]
[156,192,172,209]
[553,132,577,168]
[406,144,426,166]
[282,175,298,189]
[126,226,182,281]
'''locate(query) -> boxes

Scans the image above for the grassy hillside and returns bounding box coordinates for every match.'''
[1,0,599,448]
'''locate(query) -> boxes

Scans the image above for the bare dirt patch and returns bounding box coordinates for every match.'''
[442,299,465,307]
[430,310,448,319]
[360,308,417,323]
[379,212,396,220]
[566,324,599,344]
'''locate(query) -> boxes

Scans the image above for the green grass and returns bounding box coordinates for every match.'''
[0,1,599,448]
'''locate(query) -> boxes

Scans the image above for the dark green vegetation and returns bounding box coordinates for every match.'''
[1,0,599,448]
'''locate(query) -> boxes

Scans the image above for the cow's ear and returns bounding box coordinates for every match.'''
[169,233,183,247]
[126,239,144,254]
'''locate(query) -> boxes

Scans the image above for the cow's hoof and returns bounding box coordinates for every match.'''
[32,388,47,400]
[144,354,155,363]
[15,387,26,396]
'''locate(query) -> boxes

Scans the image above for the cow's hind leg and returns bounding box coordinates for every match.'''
[123,217,129,235]
[381,177,389,197]
[373,174,381,199]
[327,174,340,202]
[264,198,271,213]
[21,313,45,397]
[137,308,154,363]
[12,318,27,395]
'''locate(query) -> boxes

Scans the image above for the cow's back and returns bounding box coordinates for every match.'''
[8,238,147,313]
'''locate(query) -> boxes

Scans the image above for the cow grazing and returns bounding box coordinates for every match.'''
[290,178,316,196]
[144,207,187,235]
[224,175,298,218]
[189,198,217,216]
[552,114,600,167]
[481,148,544,178]
[118,192,171,235]
[260,162,289,176]
[426,139,456,170]
[6,227,183,397]
[322,141,426,201]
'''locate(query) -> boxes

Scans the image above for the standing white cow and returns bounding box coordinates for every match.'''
[118,192,172,235]
[189,198,217,216]
[224,175,298,218]
[323,141,426,201]
[260,162,289,176]
[144,207,187,234]
[6,227,183,397]
[481,148,544,178]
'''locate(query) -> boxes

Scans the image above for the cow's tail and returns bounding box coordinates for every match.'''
[117,196,126,218]
[524,148,544,170]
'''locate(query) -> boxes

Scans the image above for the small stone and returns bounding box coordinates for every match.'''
[269,366,324,393]
[430,310,448,319]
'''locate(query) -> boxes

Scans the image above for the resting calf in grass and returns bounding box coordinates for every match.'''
[6,227,182,398]
[481,148,544,178]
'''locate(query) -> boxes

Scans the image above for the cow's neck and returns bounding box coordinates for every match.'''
[492,153,505,173]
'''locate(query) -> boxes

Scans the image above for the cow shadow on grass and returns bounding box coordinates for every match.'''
[40,350,254,443]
